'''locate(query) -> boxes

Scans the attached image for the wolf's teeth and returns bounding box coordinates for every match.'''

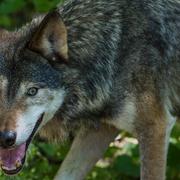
[2,166,16,171]
[15,160,22,168]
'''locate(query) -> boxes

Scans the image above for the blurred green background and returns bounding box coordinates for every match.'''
[0,0,180,179]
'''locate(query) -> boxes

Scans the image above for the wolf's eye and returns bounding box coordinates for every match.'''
[27,87,38,96]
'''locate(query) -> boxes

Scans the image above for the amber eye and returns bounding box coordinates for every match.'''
[27,87,38,96]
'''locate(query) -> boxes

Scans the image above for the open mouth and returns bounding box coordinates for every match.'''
[0,113,44,175]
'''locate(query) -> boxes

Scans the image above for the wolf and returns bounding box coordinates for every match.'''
[0,0,179,179]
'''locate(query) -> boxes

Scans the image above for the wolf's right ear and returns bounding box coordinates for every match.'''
[28,11,68,62]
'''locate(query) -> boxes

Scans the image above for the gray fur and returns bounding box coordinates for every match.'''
[0,0,180,179]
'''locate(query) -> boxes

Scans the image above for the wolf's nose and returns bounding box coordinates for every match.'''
[0,131,16,148]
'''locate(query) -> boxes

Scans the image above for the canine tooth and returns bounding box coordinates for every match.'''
[15,161,22,168]
[1,166,8,170]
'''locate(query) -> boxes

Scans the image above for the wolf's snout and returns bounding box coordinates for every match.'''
[0,131,16,148]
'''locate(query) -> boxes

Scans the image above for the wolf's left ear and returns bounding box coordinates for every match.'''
[28,11,68,62]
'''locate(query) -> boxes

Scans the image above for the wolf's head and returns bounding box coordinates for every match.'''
[0,11,71,175]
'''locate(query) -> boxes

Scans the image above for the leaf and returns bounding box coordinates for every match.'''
[113,155,140,177]
[32,0,61,12]
[0,0,26,14]
[0,15,12,27]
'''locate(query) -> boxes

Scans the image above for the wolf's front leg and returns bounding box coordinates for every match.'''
[54,124,118,180]
[137,113,176,180]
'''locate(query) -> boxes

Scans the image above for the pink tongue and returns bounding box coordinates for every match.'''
[0,143,26,170]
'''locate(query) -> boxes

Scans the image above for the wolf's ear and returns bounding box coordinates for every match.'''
[28,11,68,62]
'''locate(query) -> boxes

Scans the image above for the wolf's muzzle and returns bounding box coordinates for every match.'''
[0,113,44,175]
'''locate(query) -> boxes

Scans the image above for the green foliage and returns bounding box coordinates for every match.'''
[0,0,180,179]
[0,0,64,29]
[32,0,62,12]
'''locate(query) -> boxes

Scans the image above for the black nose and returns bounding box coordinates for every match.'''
[0,131,16,148]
